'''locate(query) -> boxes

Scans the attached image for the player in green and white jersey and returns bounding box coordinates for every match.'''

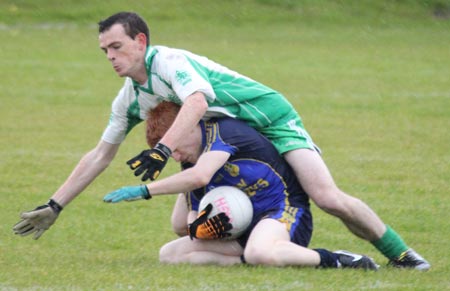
[103,45,314,154]
[13,11,429,271]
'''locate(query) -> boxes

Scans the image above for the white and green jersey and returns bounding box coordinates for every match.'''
[102,45,313,154]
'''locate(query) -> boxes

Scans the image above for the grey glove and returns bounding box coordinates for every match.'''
[13,199,63,240]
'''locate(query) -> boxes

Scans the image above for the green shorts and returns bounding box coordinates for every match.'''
[257,108,320,155]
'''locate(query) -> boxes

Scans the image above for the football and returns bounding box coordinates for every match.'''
[199,186,253,240]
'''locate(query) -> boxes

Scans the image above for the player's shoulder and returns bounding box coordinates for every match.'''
[153,45,188,62]
[151,46,192,77]
[212,118,277,157]
[215,118,260,139]
[215,117,247,128]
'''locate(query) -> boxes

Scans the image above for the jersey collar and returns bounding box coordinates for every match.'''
[132,46,158,95]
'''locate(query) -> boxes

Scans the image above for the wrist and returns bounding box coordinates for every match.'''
[155,143,172,158]
[141,185,152,200]
[48,199,63,214]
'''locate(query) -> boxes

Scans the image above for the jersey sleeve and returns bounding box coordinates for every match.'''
[101,78,143,144]
[202,120,239,156]
[210,118,269,157]
[155,49,216,102]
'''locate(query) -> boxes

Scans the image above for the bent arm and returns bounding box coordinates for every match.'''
[158,92,208,151]
[51,140,120,206]
[147,151,230,195]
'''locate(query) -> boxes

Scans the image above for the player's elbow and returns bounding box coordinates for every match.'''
[189,168,212,188]
[91,151,114,170]
[86,141,118,169]
[185,92,208,114]
[196,94,209,112]
[190,177,209,189]
[80,150,110,171]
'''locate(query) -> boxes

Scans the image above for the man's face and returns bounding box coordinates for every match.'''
[99,24,146,79]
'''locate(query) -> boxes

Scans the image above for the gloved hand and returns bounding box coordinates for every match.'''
[126,143,172,181]
[188,203,232,240]
[13,199,63,240]
[103,185,151,203]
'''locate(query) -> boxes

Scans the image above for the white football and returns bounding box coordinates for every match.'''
[199,186,253,240]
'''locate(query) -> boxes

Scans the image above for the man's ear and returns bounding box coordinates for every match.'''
[136,32,147,49]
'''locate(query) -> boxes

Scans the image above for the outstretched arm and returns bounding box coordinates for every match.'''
[105,150,230,203]
[13,140,120,239]
[52,140,120,206]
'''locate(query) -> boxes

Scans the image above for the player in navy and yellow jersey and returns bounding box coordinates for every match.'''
[188,118,313,248]
[103,102,378,269]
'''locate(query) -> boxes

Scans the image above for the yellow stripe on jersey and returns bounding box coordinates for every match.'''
[203,121,219,152]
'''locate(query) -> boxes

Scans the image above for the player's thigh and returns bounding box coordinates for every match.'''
[284,148,340,203]
[246,218,290,252]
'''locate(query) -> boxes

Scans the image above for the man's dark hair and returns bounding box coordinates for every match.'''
[98,12,150,45]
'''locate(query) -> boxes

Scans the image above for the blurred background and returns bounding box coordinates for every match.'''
[1,1,449,290]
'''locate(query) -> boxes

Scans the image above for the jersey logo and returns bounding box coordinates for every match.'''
[224,163,240,177]
[175,70,192,86]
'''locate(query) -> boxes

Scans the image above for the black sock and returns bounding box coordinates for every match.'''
[314,248,338,268]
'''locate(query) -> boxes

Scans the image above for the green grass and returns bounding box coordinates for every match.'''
[1,1,450,290]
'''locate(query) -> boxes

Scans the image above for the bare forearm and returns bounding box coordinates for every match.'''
[52,155,105,206]
[52,142,119,206]
[147,168,208,196]
[159,92,208,151]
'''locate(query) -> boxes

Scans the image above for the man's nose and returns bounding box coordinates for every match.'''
[107,50,115,61]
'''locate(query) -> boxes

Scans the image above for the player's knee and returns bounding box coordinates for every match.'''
[313,190,364,221]
[244,245,276,266]
[310,189,348,215]
[159,243,177,264]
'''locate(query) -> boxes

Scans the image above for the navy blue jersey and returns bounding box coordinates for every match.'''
[187,118,312,246]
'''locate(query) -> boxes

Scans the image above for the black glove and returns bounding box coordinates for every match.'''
[188,203,232,240]
[126,143,172,181]
[13,199,63,240]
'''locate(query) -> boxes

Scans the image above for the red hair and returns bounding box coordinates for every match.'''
[146,102,181,147]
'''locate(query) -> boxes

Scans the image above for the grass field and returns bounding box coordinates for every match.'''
[1,1,450,290]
